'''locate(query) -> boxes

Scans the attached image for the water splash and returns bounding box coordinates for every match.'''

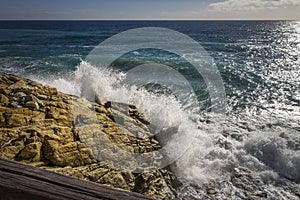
[32,54,300,199]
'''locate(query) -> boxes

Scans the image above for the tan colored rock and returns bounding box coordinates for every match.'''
[13,92,26,103]
[23,94,45,108]
[6,74,20,82]
[56,101,69,110]
[5,114,30,127]
[31,111,46,123]
[28,161,48,167]
[0,72,178,199]
[7,80,27,90]
[0,140,25,160]
[46,107,64,119]
[0,129,20,146]
[0,94,9,106]
[97,171,135,191]
[16,142,42,162]
[36,129,60,141]
[0,106,7,112]
[7,80,37,95]
[0,88,10,95]
[41,126,74,143]
[43,140,95,167]
[48,163,136,192]
[56,115,72,126]
[48,87,58,95]
[36,94,48,100]
[43,119,56,126]
[25,101,39,110]
[5,107,33,115]
[0,113,6,127]
[136,171,176,200]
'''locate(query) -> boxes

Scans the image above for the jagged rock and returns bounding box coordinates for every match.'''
[5,113,31,127]
[31,111,46,123]
[48,86,58,95]
[135,170,175,199]
[0,94,9,106]
[37,94,48,100]
[25,101,39,110]
[0,130,25,160]
[0,72,178,199]
[0,88,9,95]
[46,163,136,191]
[13,92,26,99]
[43,140,96,167]
[16,142,42,162]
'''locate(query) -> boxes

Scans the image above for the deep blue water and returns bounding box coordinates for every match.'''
[0,20,299,113]
[1,21,300,199]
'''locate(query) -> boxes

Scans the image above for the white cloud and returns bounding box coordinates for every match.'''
[209,0,300,13]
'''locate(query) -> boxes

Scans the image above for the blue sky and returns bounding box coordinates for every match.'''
[0,0,299,20]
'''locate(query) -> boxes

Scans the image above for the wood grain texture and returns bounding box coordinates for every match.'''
[0,158,154,200]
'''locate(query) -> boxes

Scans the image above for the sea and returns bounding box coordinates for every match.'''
[0,20,299,199]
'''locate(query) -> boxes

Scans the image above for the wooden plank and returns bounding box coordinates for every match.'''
[0,158,154,200]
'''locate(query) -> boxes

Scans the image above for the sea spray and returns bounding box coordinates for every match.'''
[33,61,300,199]
[35,61,203,170]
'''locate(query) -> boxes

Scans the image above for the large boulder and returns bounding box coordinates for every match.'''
[0,72,178,199]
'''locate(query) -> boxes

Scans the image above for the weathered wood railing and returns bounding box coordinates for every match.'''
[0,158,154,200]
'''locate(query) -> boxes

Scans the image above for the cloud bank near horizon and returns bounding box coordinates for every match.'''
[0,0,299,20]
[206,0,300,19]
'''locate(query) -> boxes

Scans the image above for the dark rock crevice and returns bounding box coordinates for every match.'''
[0,72,178,199]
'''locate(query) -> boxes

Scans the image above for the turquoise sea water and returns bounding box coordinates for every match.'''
[0,21,299,199]
[0,21,299,113]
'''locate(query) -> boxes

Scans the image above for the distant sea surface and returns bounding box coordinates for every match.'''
[0,21,299,199]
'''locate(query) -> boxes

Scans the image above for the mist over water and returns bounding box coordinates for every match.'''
[37,59,300,199]
[0,20,299,199]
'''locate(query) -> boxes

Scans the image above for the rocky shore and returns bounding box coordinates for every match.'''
[0,73,179,199]
[1,72,300,200]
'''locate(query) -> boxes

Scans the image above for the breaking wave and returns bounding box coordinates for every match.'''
[33,60,300,199]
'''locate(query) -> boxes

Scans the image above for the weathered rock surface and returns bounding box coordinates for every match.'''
[0,73,178,199]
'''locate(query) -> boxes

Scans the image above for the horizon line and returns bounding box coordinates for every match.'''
[0,19,298,21]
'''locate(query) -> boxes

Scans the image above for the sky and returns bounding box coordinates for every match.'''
[0,0,299,20]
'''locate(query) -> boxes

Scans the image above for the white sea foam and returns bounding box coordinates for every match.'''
[36,61,206,166]
[33,61,300,199]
